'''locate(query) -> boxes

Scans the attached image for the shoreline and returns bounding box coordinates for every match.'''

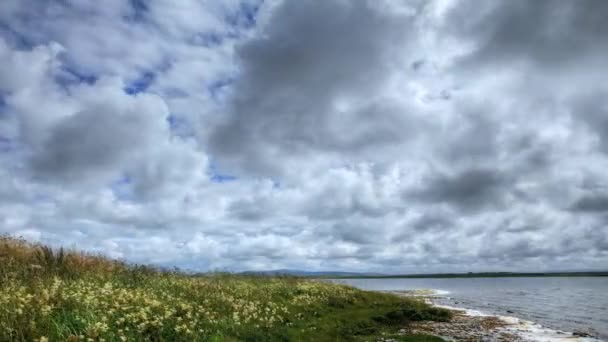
[389,291,604,342]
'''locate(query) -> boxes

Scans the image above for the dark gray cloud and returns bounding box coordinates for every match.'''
[570,194,608,213]
[445,0,608,70]
[439,109,499,164]
[410,214,452,233]
[572,93,608,154]
[390,210,454,243]
[413,168,508,212]
[331,220,385,245]
[30,100,165,184]
[209,0,421,176]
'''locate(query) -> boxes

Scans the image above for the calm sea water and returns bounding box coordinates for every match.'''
[327,277,608,340]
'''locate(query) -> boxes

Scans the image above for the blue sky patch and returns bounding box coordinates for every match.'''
[272,180,281,189]
[110,175,135,201]
[162,87,189,99]
[125,71,155,95]
[208,77,235,102]
[166,114,195,138]
[209,161,237,183]
[125,0,149,22]
[211,174,237,183]
[32,193,53,205]
[0,136,12,153]
[166,114,179,130]
[0,23,34,50]
[191,32,224,47]
[225,1,262,30]
[0,93,9,119]
[56,66,98,88]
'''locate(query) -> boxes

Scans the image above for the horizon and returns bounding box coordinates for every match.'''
[158,265,608,276]
[1,0,608,273]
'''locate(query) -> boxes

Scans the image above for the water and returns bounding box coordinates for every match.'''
[327,277,608,340]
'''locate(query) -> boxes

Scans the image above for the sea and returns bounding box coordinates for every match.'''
[327,277,608,340]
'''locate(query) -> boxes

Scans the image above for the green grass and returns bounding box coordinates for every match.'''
[0,236,450,341]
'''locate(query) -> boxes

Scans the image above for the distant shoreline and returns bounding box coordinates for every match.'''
[320,271,608,279]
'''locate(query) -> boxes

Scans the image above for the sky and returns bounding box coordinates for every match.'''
[1,0,607,273]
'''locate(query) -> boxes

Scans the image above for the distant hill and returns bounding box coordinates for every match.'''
[324,271,608,279]
[240,269,386,277]
[240,270,608,278]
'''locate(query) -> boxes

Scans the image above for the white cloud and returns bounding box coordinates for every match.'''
[0,0,607,273]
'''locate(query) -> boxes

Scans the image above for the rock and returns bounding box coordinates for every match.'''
[573,331,592,337]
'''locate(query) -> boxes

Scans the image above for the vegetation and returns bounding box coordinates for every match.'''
[0,236,450,341]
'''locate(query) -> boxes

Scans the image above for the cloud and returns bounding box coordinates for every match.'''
[443,0,608,70]
[414,167,508,211]
[209,0,424,177]
[570,195,608,213]
[1,0,608,273]
[29,79,170,185]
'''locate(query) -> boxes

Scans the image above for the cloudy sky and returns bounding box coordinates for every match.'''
[1,0,607,273]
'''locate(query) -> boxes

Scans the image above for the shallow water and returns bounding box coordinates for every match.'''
[327,277,608,340]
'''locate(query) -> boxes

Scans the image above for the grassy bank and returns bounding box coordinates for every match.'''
[0,236,450,341]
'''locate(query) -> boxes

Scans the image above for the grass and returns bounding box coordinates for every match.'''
[0,236,450,341]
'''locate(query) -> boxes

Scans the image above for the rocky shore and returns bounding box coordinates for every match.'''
[402,308,522,341]
[386,291,603,342]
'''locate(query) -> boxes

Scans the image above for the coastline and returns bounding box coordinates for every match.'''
[389,291,604,342]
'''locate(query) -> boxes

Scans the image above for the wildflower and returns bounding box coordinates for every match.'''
[41,305,52,316]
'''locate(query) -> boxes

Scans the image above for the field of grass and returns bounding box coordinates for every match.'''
[0,236,450,341]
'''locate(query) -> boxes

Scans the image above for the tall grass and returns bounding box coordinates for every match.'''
[0,236,449,341]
